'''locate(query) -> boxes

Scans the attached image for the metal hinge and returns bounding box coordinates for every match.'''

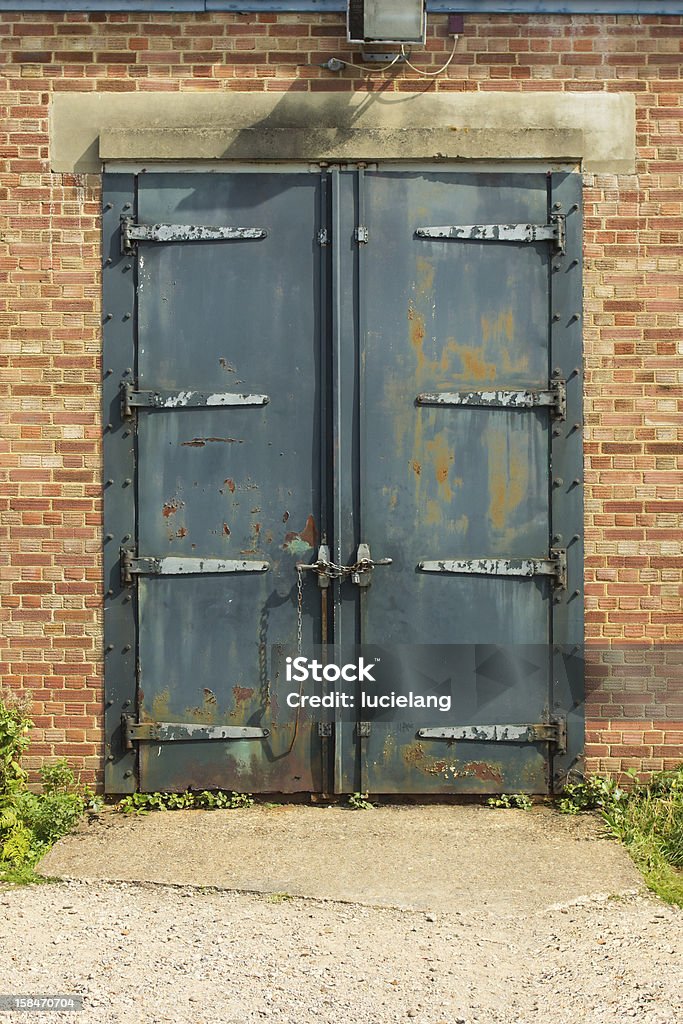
[317,228,329,247]
[120,216,267,255]
[417,379,566,422]
[417,718,567,753]
[121,715,268,750]
[120,381,269,418]
[357,721,372,738]
[318,722,332,738]
[120,549,269,586]
[415,213,565,255]
[355,225,369,244]
[418,548,567,593]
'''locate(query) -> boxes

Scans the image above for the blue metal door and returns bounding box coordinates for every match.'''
[332,169,583,794]
[104,171,328,793]
[103,167,583,795]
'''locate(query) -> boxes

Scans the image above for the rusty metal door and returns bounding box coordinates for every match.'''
[104,171,329,793]
[103,167,582,796]
[331,168,583,796]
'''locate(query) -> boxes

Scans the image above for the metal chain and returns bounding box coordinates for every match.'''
[296,565,304,657]
[295,553,391,650]
[296,557,374,581]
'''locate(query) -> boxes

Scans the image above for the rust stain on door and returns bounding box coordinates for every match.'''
[283,514,318,555]
[485,424,529,534]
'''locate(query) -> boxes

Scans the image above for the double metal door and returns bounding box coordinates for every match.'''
[103,166,583,796]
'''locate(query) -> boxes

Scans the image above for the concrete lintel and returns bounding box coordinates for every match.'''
[51,91,636,174]
[100,126,585,165]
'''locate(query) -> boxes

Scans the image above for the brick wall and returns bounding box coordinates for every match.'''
[0,10,681,787]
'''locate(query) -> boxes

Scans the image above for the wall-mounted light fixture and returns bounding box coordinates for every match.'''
[347,0,427,46]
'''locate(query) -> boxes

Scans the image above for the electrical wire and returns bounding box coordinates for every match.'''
[322,33,459,78]
[324,50,405,74]
[400,34,459,76]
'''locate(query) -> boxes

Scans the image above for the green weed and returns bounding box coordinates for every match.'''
[1,689,98,884]
[117,789,254,814]
[558,765,683,907]
[348,791,374,810]
[487,793,533,811]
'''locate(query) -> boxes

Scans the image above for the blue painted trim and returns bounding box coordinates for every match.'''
[0,0,681,13]
[431,1,683,11]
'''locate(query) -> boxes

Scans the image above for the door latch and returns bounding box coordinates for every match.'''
[296,543,391,587]
[351,543,392,587]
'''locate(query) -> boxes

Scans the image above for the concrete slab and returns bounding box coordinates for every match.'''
[50,90,636,173]
[38,804,642,913]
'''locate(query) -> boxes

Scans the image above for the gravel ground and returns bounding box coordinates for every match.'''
[0,878,681,1024]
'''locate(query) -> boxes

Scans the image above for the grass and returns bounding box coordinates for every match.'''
[558,765,683,907]
[267,891,294,904]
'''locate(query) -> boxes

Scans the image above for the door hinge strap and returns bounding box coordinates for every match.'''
[120,382,269,418]
[121,550,269,585]
[415,214,565,253]
[417,380,566,421]
[355,225,369,244]
[418,548,567,591]
[122,715,268,749]
[417,719,567,752]
[121,216,266,254]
